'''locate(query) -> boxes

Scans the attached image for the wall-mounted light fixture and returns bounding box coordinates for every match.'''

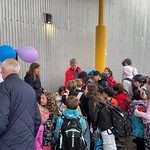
[44,13,52,24]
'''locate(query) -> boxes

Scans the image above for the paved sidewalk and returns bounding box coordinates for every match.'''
[117,136,136,150]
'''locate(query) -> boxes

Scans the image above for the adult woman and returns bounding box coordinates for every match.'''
[24,63,45,104]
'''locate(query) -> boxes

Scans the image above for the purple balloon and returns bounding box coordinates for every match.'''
[17,46,39,63]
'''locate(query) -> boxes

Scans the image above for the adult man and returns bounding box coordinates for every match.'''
[0,59,41,150]
[0,63,3,83]
[65,58,81,89]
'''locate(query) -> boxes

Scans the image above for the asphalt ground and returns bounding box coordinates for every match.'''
[117,136,136,150]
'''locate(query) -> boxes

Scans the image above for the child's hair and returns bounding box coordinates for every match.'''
[113,83,124,94]
[38,104,49,124]
[65,95,79,110]
[75,79,82,88]
[86,83,99,109]
[67,80,77,91]
[104,67,113,77]
[133,74,147,86]
[132,89,142,100]
[58,86,65,95]
[122,58,132,66]
[45,92,59,119]
[103,87,114,97]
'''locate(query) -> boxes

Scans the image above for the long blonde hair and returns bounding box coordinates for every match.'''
[45,92,60,119]
[38,104,49,124]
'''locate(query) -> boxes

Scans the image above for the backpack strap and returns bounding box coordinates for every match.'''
[123,78,133,82]
[77,92,84,117]
[122,78,134,94]
[77,92,83,100]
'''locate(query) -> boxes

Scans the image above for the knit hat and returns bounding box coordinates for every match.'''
[123,66,133,77]
[103,87,114,97]
[78,71,88,79]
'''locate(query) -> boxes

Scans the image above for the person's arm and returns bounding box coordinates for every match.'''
[0,91,10,135]
[24,76,34,87]
[65,70,71,88]
[65,68,74,89]
[54,116,63,140]
[134,107,150,120]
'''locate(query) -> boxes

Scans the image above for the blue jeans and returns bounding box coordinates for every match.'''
[83,123,90,150]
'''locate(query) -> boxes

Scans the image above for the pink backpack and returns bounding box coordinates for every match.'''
[33,114,49,150]
[33,124,44,150]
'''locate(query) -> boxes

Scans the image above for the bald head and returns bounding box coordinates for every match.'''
[1,59,20,80]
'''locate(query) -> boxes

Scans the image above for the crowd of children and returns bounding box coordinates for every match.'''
[26,58,150,150]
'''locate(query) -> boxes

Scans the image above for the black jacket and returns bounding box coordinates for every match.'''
[97,101,113,131]
[24,72,42,103]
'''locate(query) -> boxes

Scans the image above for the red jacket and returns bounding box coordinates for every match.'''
[65,66,81,88]
[107,76,117,87]
[115,93,128,112]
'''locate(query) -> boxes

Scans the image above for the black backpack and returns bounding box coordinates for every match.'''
[97,101,132,137]
[109,106,127,136]
[123,112,133,136]
[57,115,86,150]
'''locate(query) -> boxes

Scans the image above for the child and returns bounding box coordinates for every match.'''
[103,87,118,107]
[75,78,85,93]
[55,86,65,107]
[42,92,60,149]
[55,86,66,112]
[134,76,150,150]
[34,92,59,150]
[103,67,117,88]
[113,83,131,112]
[122,65,134,99]
[133,74,148,100]
[34,104,49,150]
[97,92,117,150]
[128,90,146,150]
[54,95,86,150]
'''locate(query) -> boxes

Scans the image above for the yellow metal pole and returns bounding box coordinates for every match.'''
[95,0,106,73]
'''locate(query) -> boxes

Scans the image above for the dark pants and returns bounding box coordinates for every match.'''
[136,137,145,150]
